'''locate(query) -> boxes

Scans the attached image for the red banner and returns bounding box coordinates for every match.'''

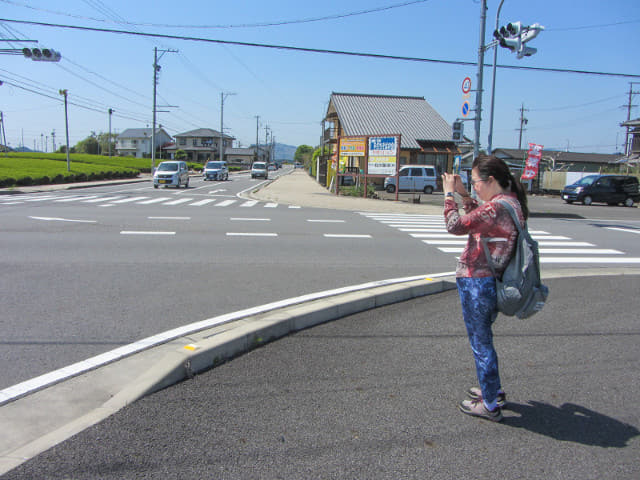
[521,143,544,180]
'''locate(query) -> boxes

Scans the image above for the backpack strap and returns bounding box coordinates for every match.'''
[481,199,524,278]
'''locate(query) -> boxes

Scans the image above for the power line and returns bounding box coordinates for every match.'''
[2,17,639,79]
[0,0,430,29]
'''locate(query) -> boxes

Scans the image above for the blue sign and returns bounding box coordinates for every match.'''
[461,101,470,117]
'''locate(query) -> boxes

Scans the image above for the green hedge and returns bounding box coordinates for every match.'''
[0,156,139,188]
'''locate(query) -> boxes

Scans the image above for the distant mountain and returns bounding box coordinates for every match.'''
[274,143,297,161]
[13,146,33,152]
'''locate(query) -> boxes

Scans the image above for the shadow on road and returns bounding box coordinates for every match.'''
[502,401,639,447]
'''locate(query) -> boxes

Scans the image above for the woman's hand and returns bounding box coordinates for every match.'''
[442,172,457,195]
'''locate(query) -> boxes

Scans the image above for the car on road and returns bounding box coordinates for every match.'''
[268,163,277,171]
[251,162,268,179]
[294,162,303,169]
[384,165,438,194]
[203,161,229,181]
[561,174,640,206]
[153,161,189,188]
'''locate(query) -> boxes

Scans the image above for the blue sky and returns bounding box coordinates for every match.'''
[0,0,638,154]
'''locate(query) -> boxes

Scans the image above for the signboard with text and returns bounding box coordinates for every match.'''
[339,137,366,156]
[367,136,398,175]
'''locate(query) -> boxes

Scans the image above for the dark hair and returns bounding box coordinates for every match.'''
[472,154,529,219]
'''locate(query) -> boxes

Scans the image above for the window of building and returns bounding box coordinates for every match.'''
[179,138,186,146]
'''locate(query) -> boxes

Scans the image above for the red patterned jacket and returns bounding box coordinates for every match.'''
[444,192,524,278]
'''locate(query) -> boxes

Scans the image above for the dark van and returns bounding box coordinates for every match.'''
[561,175,639,207]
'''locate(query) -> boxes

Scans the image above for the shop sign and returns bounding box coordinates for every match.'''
[339,137,366,156]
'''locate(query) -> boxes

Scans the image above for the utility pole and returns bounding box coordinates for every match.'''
[264,125,270,163]
[518,103,528,150]
[108,108,114,158]
[473,0,488,160]
[255,115,260,163]
[220,92,236,164]
[0,112,7,156]
[51,129,56,152]
[623,82,639,156]
[59,89,70,171]
[151,47,178,172]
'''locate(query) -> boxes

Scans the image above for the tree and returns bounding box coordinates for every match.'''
[175,149,187,160]
[74,132,100,155]
[294,144,314,167]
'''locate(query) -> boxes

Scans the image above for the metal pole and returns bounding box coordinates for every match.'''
[473,0,488,160]
[255,115,259,162]
[220,92,224,163]
[108,108,113,158]
[487,0,505,155]
[151,47,158,172]
[59,89,70,171]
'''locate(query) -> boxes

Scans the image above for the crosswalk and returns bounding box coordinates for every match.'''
[360,212,640,265]
[0,193,301,209]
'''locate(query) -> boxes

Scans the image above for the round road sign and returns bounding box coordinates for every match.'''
[462,77,472,94]
[461,101,470,117]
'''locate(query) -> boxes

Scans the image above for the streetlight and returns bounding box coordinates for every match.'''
[59,89,70,171]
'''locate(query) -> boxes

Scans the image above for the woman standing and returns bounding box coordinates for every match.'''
[442,155,528,422]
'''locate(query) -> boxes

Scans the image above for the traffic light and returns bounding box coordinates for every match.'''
[452,120,464,142]
[494,21,543,59]
[22,47,61,62]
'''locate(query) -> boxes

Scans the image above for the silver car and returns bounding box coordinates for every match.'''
[251,162,268,179]
[384,165,437,194]
[153,161,189,188]
[203,161,229,181]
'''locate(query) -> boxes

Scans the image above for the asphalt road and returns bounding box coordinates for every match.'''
[4,275,639,480]
[1,173,640,393]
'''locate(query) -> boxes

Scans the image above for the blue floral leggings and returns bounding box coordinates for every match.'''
[456,277,502,405]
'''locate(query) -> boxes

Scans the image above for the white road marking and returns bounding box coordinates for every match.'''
[605,227,640,235]
[162,198,194,205]
[240,200,258,207]
[29,216,97,223]
[189,199,218,206]
[137,197,171,204]
[120,231,176,235]
[323,234,372,238]
[541,257,640,263]
[538,248,623,254]
[215,199,237,207]
[288,205,301,209]
[226,232,278,237]
[110,196,149,204]
[83,196,123,203]
[264,202,278,208]
[53,196,89,202]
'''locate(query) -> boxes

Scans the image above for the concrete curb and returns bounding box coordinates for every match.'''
[0,275,456,475]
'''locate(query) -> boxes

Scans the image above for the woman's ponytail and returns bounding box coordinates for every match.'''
[509,172,529,219]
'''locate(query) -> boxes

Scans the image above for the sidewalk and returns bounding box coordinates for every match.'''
[247,170,444,214]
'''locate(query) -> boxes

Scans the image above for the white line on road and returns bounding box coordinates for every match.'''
[240,200,258,207]
[215,199,237,207]
[83,196,123,203]
[162,198,194,206]
[264,202,278,208]
[307,219,346,223]
[189,199,218,206]
[538,248,623,254]
[541,257,640,263]
[120,231,176,235]
[137,197,171,204]
[323,234,372,238]
[226,232,278,237]
[110,196,149,204]
[605,227,640,235]
[29,216,97,223]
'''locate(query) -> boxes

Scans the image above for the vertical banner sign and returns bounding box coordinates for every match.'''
[367,136,398,175]
[339,136,366,172]
[522,143,544,180]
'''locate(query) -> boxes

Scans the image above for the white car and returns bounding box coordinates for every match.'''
[251,162,268,179]
[153,161,189,188]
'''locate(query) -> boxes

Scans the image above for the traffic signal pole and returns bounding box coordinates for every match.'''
[487,0,505,155]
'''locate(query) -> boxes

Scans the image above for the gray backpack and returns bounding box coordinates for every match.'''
[482,199,549,319]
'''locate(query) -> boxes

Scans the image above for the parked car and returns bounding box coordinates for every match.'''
[294,162,303,169]
[251,162,268,179]
[384,165,438,194]
[268,163,277,171]
[203,161,228,181]
[153,161,189,188]
[561,174,640,207]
